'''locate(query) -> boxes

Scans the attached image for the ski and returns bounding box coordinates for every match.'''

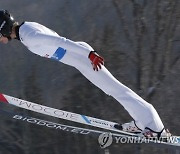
[0,93,180,147]
[0,107,107,137]
[0,107,179,150]
[0,93,133,136]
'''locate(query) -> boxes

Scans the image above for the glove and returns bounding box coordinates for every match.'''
[88,51,104,71]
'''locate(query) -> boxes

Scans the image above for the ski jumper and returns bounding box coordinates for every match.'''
[16,22,164,132]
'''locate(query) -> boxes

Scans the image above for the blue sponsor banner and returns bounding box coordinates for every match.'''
[51,47,66,61]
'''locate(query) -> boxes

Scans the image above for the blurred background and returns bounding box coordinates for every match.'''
[0,0,179,153]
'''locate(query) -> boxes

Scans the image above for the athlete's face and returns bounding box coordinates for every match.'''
[0,35,9,44]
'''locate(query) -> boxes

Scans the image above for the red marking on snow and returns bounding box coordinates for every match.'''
[0,94,8,103]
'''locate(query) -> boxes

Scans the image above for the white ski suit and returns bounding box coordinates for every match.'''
[17,22,164,132]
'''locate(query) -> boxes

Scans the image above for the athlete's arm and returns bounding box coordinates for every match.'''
[25,31,104,71]
[27,31,91,58]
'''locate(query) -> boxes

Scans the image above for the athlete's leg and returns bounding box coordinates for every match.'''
[60,42,164,132]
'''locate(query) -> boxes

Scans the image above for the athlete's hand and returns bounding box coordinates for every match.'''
[88,51,104,71]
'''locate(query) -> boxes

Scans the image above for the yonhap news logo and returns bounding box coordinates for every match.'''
[98,132,180,148]
[98,132,113,148]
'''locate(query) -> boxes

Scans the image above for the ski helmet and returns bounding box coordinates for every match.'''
[0,10,15,38]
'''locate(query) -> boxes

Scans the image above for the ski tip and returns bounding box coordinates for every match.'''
[0,93,8,103]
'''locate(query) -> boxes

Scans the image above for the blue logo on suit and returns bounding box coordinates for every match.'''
[51,47,66,61]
